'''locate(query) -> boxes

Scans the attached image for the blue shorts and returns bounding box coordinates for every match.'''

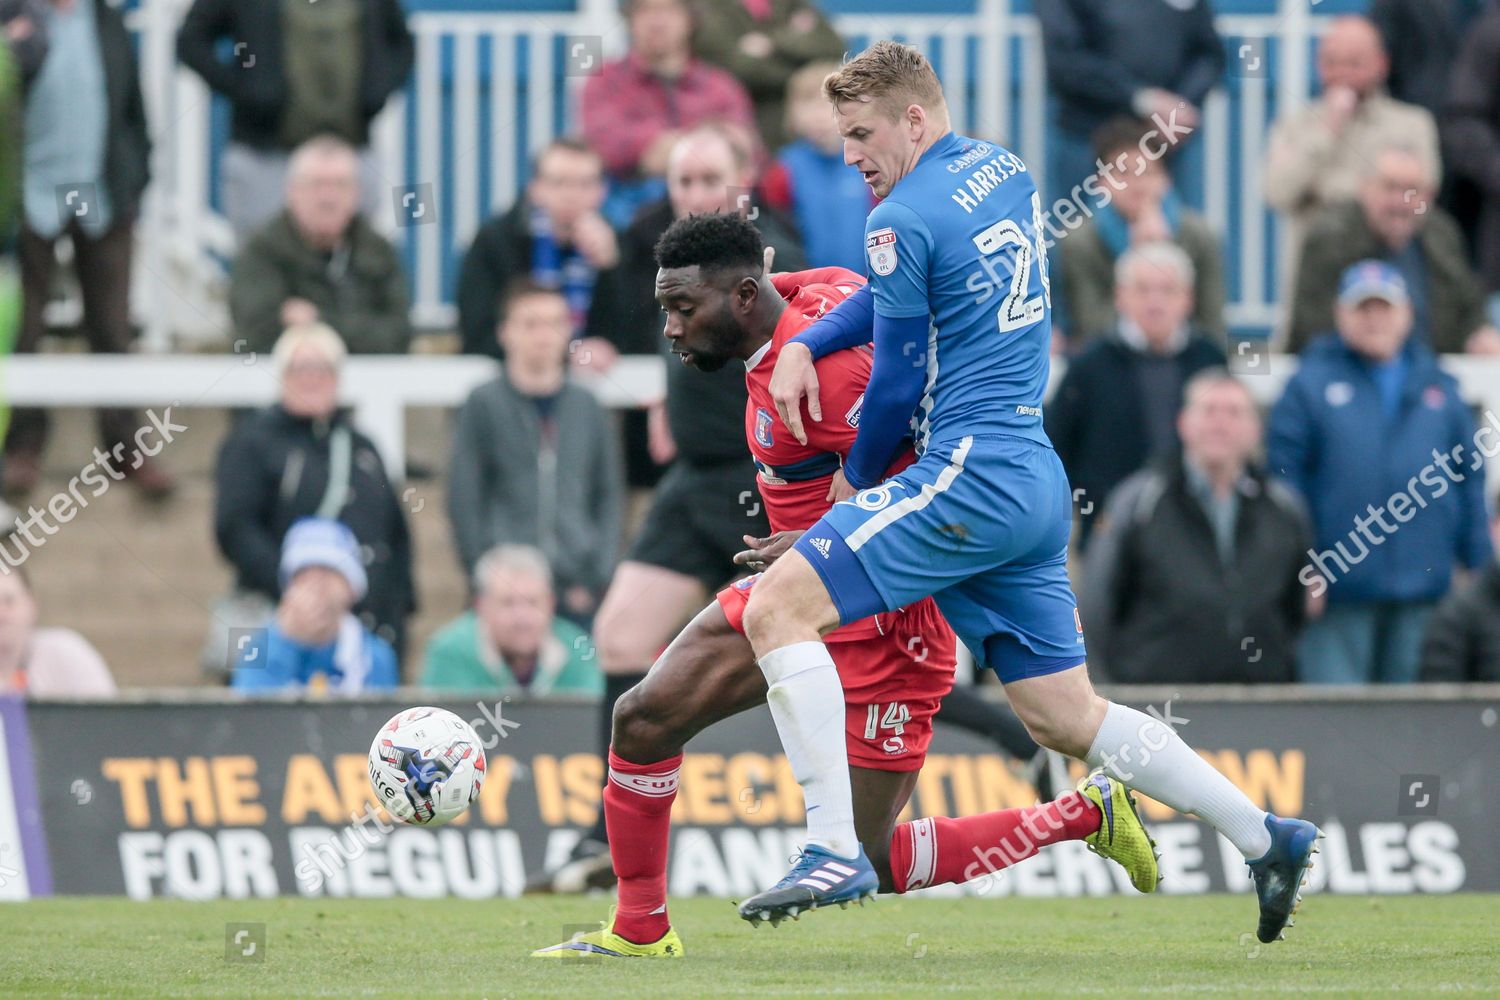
[793,434,1087,683]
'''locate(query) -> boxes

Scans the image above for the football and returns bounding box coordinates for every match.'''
[368,707,487,826]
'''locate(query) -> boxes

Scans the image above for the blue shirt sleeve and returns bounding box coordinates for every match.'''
[842,312,929,490]
[864,200,934,320]
[840,200,935,490]
[790,283,875,359]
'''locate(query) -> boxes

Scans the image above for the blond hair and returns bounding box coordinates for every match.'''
[272,322,348,373]
[822,41,946,121]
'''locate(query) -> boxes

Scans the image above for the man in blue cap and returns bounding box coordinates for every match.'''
[1268,260,1493,683]
[231,517,398,693]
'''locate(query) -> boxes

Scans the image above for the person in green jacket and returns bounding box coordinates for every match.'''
[422,544,602,697]
[691,0,844,151]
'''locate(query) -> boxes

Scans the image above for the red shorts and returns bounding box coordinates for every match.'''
[717,575,957,772]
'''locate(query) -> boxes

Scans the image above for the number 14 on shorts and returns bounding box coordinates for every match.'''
[864,702,911,754]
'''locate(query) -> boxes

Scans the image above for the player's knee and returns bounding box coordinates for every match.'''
[1015,704,1092,758]
[610,683,681,760]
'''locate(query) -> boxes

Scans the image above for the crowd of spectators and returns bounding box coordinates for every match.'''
[3,0,1500,697]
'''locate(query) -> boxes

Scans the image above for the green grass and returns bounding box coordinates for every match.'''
[2,894,1498,998]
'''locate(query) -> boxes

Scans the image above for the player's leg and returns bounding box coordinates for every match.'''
[531,464,721,893]
[739,549,858,859]
[532,600,768,958]
[739,438,1023,912]
[968,484,1320,942]
[527,560,706,894]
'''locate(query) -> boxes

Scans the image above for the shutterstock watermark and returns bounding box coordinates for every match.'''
[0,407,187,574]
[293,801,396,893]
[1300,410,1500,598]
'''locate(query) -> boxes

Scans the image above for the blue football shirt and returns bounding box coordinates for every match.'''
[863,132,1053,453]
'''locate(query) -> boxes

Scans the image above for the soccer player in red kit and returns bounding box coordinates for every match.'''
[532,213,1158,960]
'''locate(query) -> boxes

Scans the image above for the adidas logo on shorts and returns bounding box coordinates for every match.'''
[809,537,833,559]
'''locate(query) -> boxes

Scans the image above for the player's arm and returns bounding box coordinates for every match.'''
[769,272,874,444]
[839,201,935,491]
[840,314,928,490]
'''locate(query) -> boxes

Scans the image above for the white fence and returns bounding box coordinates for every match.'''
[118,0,1348,350]
[9,353,1500,488]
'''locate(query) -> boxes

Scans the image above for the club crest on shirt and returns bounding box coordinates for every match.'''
[866,227,897,276]
[755,407,775,447]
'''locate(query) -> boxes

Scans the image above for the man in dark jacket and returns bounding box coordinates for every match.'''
[175,0,413,240]
[447,280,624,628]
[456,138,622,361]
[1420,500,1500,683]
[1082,372,1312,684]
[229,136,412,355]
[214,323,414,662]
[1288,146,1495,355]
[1037,0,1224,202]
[1268,261,1493,684]
[1047,242,1225,548]
[5,0,164,499]
[1443,4,1500,305]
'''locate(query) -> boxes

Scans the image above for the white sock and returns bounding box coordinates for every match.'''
[1086,702,1272,859]
[758,641,860,858]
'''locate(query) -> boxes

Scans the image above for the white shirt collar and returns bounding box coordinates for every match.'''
[745,340,774,372]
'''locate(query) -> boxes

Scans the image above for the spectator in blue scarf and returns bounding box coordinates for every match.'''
[456,138,622,370]
[1059,117,1225,346]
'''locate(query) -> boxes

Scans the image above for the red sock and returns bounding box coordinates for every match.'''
[888,791,1102,892]
[603,748,682,944]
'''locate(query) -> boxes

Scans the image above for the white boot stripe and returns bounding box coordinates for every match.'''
[822,861,858,877]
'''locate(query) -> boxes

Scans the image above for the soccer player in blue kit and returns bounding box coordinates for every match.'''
[736,42,1321,945]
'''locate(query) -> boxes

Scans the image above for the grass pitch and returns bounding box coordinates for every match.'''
[2,894,1497,998]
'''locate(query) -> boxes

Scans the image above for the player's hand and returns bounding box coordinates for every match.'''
[770,341,820,445]
[734,530,804,571]
[826,468,857,504]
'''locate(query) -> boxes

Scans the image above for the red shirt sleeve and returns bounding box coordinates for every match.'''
[800,347,872,459]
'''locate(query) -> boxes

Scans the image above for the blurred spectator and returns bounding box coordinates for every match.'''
[762,60,873,272]
[213,323,413,667]
[1265,16,1440,254]
[229,136,412,356]
[691,0,843,151]
[1444,5,1500,319]
[0,564,115,696]
[1081,372,1311,684]
[1048,242,1225,548]
[5,0,164,501]
[1060,117,1225,344]
[1037,0,1223,204]
[232,518,398,693]
[1,0,49,85]
[0,3,38,518]
[456,138,622,363]
[422,544,602,696]
[448,281,624,628]
[1420,494,1500,683]
[1370,0,1481,118]
[579,0,756,226]
[1288,147,1496,355]
[175,0,413,241]
[527,125,788,891]
[1268,261,1492,684]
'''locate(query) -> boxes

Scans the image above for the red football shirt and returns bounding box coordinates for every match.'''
[748,268,919,641]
